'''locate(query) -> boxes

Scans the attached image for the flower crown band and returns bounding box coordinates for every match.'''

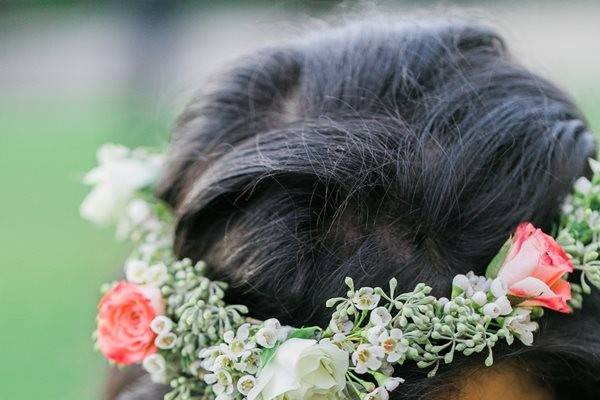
[83,143,600,400]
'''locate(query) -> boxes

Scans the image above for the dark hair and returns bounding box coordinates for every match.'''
[111,20,600,400]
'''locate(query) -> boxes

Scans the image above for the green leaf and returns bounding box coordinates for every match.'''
[287,326,321,340]
[259,346,278,371]
[485,237,513,279]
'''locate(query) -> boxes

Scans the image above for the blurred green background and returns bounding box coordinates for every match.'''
[0,1,598,399]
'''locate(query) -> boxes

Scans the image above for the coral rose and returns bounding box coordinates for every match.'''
[96,281,165,364]
[497,222,573,313]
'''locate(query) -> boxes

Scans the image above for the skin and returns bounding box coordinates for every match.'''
[453,363,555,400]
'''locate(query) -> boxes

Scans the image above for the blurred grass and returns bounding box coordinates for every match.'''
[0,96,169,399]
[0,85,597,399]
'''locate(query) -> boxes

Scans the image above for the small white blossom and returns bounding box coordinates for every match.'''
[124,259,147,284]
[437,297,449,307]
[222,324,255,358]
[365,387,389,400]
[370,307,392,327]
[505,308,538,346]
[142,353,166,375]
[199,346,221,371]
[155,332,177,349]
[145,262,168,287]
[352,287,381,310]
[212,354,235,372]
[467,271,491,292]
[378,328,407,363]
[482,303,501,318]
[352,343,384,374]
[235,350,261,374]
[367,325,387,345]
[574,177,592,194]
[495,295,513,315]
[256,326,279,348]
[204,370,234,397]
[384,376,404,391]
[452,274,471,295]
[329,313,354,334]
[80,143,163,225]
[150,315,173,335]
[237,375,257,395]
[490,278,507,298]
[472,291,488,306]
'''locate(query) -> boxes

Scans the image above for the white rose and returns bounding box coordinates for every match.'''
[80,143,163,225]
[248,338,349,400]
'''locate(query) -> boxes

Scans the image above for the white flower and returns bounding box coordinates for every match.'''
[145,262,168,287]
[471,291,488,306]
[482,303,501,318]
[490,278,507,298]
[352,287,381,311]
[378,328,407,363]
[574,177,592,194]
[467,271,491,292]
[370,307,392,327]
[222,324,255,358]
[495,295,513,315]
[126,198,153,225]
[150,315,173,335]
[352,343,383,374]
[142,353,166,375]
[329,313,354,334]
[452,274,472,296]
[248,338,349,400]
[365,387,389,400]
[80,143,163,225]
[256,326,279,349]
[384,376,404,391]
[155,332,177,349]
[367,325,387,345]
[205,370,234,397]
[237,375,257,395]
[199,346,222,371]
[505,308,538,346]
[124,259,147,283]
[235,350,261,374]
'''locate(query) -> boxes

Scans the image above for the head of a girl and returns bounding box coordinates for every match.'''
[109,19,600,400]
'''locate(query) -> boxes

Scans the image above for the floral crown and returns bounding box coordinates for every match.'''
[83,143,600,400]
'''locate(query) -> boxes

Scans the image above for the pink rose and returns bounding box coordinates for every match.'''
[497,222,573,313]
[96,281,165,365]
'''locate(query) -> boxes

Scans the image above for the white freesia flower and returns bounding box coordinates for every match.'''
[124,259,147,284]
[505,308,538,346]
[150,315,173,335]
[80,143,163,225]
[248,338,349,400]
[378,328,407,362]
[365,387,389,400]
[352,287,381,310]
[352,343,384,374]
[370,307,392,327]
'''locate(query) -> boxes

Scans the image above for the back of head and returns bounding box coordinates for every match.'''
[156,20,599,399]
